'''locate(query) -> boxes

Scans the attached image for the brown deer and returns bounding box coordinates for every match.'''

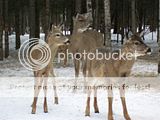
[31,25,69,114]
[70,13,104,80]
[85,34,151,120]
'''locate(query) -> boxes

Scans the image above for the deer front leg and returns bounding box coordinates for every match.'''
[120,85,131,120]
[32,74,43,114]
[93,87,99,113]
[108,88,114,120]
[85,89,91,116]
[43,74,48,113]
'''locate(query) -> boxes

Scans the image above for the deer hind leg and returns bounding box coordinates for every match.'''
[108,88,114,120]
[120,85,131,120]
[85,89,92,116]
[82,60,87,93]
[43,74,48,113]
[32,73,43,114]
[93,87,99,113]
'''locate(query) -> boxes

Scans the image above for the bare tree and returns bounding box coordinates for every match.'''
[104,0,111,48]
[29,0,36,39]
[0,0,3,60]
[45,0,50,40]
[15,0,20,49]
[158,0,160,73]
[131,0,136,33]
[76,0,81,13]
[4,0,9,57]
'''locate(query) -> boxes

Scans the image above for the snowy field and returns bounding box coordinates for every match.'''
[0,33,160,120]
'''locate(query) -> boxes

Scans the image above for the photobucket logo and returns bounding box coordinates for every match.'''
[18,38,51,71]
[58,49,138,62]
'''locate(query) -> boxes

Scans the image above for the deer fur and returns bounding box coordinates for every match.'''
[31,25,69,114]
[85,34,151,120]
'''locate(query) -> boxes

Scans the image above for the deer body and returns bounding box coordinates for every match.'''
[70,13,104,78]
[31,26,69,114]
[85,34,151,120]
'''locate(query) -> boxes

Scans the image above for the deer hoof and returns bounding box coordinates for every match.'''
[31,110,36,114]
[85,113,90,117]
[108,116,114,120]
[44,107,48,113]
[124,115,131,120]
[95,110,99,113]
[44,110,48,113]
[54,97,59,104]
[85,110,90,116]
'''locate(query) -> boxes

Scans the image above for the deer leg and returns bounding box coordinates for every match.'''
[74,59,80,77]
[32,74,43,114]
[120,85,131,120]
[93,87,99,113]
[85,89,91,116]
[108,88,114,120]
[43,74,48,113]
[51,72,58,104]
[82,60,87,93]
[63,48,68,67]
[73,59,80,92]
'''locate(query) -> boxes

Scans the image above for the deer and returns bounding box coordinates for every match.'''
[69,13,104,90]
[84,33,151,120]
[30,25,69,114]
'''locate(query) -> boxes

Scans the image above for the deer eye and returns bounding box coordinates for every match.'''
[56,33,61,37]
[134,41,140,45]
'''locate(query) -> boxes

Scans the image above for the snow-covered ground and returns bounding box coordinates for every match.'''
[0,33,160,120]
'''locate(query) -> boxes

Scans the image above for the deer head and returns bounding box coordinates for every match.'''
[73,13,92,33]
[47,25,69,47]
[122,34,151,57]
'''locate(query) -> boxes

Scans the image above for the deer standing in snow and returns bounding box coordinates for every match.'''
[85,34,151,120]
[31,25,69,114]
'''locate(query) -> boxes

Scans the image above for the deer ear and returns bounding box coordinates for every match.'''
[139,31,145,37]
[76,13,80,19]
[58,23,64,30]
[128,31,133,39]
[52,25,57,31]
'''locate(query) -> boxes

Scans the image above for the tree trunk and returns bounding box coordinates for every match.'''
[104,0,111,48]
[35,0,40,38]
[4,0,9,57]
[0,0,3,60]
[158,0,160,73]
[86,0,92,12]
[131,0,136,33]
[29,0,36,38]
[75,0,81,13]
[15,1,20,50]
[95,0,99,30]
[45,0,50,40]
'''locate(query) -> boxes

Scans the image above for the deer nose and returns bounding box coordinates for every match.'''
[147,48,151,52]
[64,38,70,45]
[146,48,151,54]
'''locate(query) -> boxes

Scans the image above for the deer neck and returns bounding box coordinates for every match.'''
[49,43,59,62]
[117,48,136,67]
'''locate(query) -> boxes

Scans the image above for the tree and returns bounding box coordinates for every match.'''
[4,0,9,57]
[75,0,81,13]
[131,0,136,33]
[15,0,21,49]
[104,0,111,48]
[0,0,3,60]
[44,0,50,40]
[158,0,160,73]
[29,0,36,39]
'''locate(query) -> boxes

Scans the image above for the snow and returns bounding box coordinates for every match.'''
[0,32,160,120]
